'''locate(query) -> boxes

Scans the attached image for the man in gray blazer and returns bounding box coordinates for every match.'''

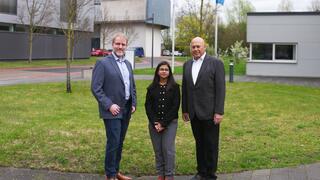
[91,33,136,180]
[182,37,225,180]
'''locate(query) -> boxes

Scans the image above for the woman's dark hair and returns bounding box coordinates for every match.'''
[147,61,177,91]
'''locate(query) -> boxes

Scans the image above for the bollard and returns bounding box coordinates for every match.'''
[229,62,234,83]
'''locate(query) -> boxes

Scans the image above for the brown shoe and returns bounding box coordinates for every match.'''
[116,172,132,180]
[158,176,165,180]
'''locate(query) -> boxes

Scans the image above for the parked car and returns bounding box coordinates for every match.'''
[91,48,112,56]
[170,51,182,56]
[128,47,144,57]
[162,50,170,56]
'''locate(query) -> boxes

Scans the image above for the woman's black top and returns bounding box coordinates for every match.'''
[145,83,180,128]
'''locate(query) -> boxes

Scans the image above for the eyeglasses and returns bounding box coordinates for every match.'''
[159,68,169,71]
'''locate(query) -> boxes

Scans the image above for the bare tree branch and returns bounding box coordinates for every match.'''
[17,0,54,63]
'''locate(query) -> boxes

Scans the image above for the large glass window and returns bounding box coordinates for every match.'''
[275,44,296,60]
[0,0,17,15]
[251,43,297,62]
[252,43,273,60]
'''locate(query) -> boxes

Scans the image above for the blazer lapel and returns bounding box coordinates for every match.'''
[110,56,124,83]
[186,60,195,87]
[195,55,209,87]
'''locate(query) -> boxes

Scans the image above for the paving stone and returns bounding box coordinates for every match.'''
[252,169,270,177]
[306,163,320,180]
[218,173,233,180]
[270,167,289,180]
[232,171,252,180]
[251,175,270,180]
[288,165,307,180]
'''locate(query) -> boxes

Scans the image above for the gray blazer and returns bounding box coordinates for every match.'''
[91,55,137,119]
[182,54,225,120]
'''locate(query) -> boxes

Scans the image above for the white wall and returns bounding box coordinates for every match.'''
[100,0,146,21]
[100,23,162,57]
[247,13,320,77]
[145,25,162,57]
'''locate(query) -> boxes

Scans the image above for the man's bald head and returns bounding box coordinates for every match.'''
[190,37,206,60]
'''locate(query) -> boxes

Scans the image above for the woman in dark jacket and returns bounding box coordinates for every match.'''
[145,61,180,180]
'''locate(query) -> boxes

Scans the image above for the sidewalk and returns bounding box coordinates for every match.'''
[1,66,320,87]
[1,162,320,180]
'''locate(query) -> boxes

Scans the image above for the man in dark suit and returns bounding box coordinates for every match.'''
[91,33,136,180]
[182,37,226,180]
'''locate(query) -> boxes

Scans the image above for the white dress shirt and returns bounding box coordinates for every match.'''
[192,52,206,85]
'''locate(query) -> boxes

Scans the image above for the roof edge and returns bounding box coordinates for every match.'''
[247,11,320,16]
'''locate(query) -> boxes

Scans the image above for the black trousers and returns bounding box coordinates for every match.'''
[190,115,220,179]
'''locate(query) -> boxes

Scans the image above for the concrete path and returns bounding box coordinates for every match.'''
[1,162,320,180]
[1,66,320,87]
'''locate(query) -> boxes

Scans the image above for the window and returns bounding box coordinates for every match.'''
[275,45,296,60]
[0,0,17,15]
[0,23,10,31]
[250,43,297,62]
[94,0,101,5]
[252,43,272,60]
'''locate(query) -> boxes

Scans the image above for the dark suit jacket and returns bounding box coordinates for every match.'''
[145,83,180,127]
[91,55,136,120]
[182,54,225,120]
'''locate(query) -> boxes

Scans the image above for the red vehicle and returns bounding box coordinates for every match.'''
[91,48,112,56]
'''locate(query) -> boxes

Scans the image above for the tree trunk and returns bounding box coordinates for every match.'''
[66,29,72,93]
[28,30,33,63]
[199,0,204,36]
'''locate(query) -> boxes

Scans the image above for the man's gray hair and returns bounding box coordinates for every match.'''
[112,32,128,44]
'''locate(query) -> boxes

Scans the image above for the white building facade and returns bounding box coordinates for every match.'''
[247,12,320,77]
[93,0,171,57]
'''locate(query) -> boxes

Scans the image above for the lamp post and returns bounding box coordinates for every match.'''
[146,13,155,68]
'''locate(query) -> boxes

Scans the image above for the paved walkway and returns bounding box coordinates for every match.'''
[1,162,320,180]
[1,66,320,87]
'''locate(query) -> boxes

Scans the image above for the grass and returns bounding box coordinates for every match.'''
[0,81,319,176]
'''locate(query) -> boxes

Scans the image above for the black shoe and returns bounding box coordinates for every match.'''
[190,174,205,180]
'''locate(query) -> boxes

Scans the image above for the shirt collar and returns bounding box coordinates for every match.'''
[193,52,206,62]
[112,52,126,62]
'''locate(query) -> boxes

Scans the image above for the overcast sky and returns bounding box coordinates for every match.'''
[176,0,314,11]
[175,0,314,22]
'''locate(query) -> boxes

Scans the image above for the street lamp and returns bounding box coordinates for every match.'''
[146,13,155,68]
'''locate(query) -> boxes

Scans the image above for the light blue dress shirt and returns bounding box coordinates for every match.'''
[112,52,130,100]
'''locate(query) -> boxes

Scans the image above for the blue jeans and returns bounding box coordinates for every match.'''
[103,105,130,177]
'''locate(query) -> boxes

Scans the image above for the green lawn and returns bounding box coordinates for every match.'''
[0,81,319,176]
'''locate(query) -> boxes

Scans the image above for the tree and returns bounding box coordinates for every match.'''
[199,0,204,36]
[278,0,293,12]
[98,9,138,48]
[222,0,254,52]
[308,0,320,11]
[98,6,116,50]
[175,0,216,54]
[226,0,255,24]
[17,0,53,63]
[161,29,172,51]
[58,0,93,93]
